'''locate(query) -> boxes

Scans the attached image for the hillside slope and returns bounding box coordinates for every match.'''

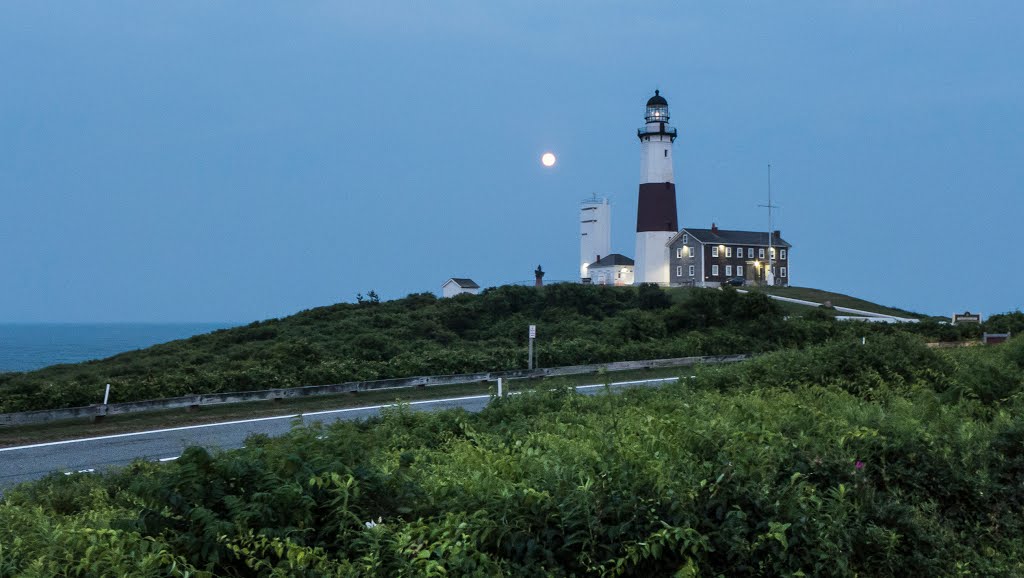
[0,283,1006,414]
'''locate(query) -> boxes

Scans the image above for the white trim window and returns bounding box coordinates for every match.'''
[682,234,688,244]
[758,248,765,259]
[711,265,719,276]
[737,265,743,277]
[747,247,754,258]
[725,247,732,258]
[781,266,787,278]
[689,246,695,258]
[676,265,683,276]
[712,246,719,257]
[725,265,732,276]
[770,247,776,259]
[676,248,683,259]
[688,265,694,276]
[780,249,787,260]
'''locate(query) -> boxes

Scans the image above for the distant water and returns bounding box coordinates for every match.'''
[0,323,236,373]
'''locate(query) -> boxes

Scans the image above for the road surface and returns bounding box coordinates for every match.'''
[0,378,677,493]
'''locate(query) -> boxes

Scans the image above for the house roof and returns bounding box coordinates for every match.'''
[444,278,480,289]
[669,227,792,248]
[589,253,635,268]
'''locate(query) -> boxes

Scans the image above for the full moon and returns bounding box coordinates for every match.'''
[541,152,557,167]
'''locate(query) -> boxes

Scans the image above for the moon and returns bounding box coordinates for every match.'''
[541,152,557,167]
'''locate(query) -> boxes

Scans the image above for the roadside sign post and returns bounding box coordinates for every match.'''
[528,325,536,370]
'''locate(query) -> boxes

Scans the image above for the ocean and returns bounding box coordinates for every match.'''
[0,323,236,373]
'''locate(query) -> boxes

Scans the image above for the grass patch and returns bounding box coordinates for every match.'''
[761,285,930,318]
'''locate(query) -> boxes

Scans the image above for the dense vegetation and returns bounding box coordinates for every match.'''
[3,284,1021,414]
[2,334,1022,576]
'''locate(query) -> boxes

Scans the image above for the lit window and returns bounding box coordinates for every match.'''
[676,265,682,276]
[688,265,694,276]
[781,267,787,278]
[759,248,765,259]
[726,265,732,276]
[712,265,719,276]
[726,247,732,258]
[780,249,787,260]
[737,265,743,277]
[712,246,719,257]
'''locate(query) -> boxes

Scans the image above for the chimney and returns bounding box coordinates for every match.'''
[711,222,718,233]
[534,265,545,287]
[773,230,781,238]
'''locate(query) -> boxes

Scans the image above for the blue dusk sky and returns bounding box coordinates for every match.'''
[1,2,1021,322]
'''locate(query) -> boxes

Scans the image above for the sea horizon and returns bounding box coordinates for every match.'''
[0,322,239,373]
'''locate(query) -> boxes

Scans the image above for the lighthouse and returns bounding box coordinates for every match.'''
[633,90,679,285]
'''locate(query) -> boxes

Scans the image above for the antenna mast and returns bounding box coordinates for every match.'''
[758,164,780,285]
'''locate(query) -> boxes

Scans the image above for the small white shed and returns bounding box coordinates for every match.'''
[587,254,635,286]
[442,278,481,298]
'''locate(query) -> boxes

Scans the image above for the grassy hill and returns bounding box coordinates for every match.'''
[762,286,933,319]
[0,283,1010,414]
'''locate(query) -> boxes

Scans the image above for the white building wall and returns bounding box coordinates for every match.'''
[589,265,634,286]
[633,231,673,285]
[639,132,674,184]
[579,198,611,279]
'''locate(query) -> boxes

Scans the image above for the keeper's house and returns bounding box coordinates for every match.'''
[667,223,792,287]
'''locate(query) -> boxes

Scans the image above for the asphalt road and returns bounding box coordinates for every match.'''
[0,378,677,493]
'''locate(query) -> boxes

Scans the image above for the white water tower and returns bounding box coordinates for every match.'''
[579,195,611,281]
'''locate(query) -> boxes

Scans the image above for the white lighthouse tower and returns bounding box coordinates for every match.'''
[579,195,611,281]
[633,90,679,285]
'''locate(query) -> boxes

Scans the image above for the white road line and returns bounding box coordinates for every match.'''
[0,377,684,453]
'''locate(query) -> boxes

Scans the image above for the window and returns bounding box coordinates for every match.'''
[737,265,743,277]
[781,267,787,278]
[758,248,765,259]
[780,249,787,260]
[725,247,732,258]
[712,246,719,257]
[688,265,694,276]
[682,234,688,244]
[688,246,694,258]
[676,248,683,259]
[725,265,732,276]
[676,265,682,276]
[664,149,668,157]
[770,247,776,259]
[711,265,719,276]
[747,247,754,258]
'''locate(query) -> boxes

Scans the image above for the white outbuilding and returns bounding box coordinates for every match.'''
[441,278,481,298]
[587,254,635,286]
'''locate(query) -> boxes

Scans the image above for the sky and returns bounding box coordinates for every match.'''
[1,1,1021,322]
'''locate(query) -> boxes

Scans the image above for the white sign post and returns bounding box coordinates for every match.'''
[528,325,536,370]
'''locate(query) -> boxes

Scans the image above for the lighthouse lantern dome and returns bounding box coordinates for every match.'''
[645,90,669,123]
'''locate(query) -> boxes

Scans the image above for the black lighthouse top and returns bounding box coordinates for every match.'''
[639,89,677,141]
[646,89,668,107]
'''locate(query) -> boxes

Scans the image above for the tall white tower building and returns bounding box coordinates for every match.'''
[579,196,611,281]
[633,90,679,285]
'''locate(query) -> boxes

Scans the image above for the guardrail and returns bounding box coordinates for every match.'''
[0,354,750,427]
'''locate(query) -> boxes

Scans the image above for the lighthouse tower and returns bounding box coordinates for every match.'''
[633,90,679,285]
